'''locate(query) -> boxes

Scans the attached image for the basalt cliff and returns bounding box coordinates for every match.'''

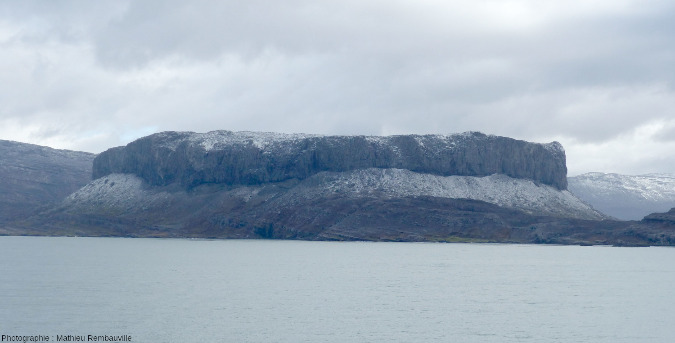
[6,131,675,246]
[92,131,568,190]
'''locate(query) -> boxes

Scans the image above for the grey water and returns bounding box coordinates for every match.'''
[1,237,674,342]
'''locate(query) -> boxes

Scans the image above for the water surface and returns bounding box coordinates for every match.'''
[1,237,674,342]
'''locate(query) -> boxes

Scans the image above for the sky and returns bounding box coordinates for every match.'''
[1,0,674,176]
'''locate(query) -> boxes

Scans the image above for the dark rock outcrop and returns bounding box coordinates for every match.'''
[0,140,95,225]
[93,130,568,190]
[642,208,675,226]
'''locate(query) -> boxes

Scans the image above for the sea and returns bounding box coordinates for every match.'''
[1,236,674,343]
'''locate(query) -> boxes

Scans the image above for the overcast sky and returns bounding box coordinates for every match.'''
[1,0,674,176]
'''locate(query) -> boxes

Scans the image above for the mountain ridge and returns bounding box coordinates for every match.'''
[569,172,675,220]
[0,139,95,225]
[92,130,568,190]
[3,132,675,246]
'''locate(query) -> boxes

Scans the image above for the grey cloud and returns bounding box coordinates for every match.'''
[1,0,675,174]
[92,0,371,68]
[0,1,125,44]
[654,123,675,142]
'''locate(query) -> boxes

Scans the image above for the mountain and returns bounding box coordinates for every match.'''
[568,173,675,220]
[92,130,569,190]
[9,130,624,242]
[85,130,600,221]
[0,140,95,225]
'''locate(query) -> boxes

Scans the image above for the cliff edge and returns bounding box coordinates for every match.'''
[93,131,568,190]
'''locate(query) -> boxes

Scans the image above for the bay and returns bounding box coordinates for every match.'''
[1,236,674,342]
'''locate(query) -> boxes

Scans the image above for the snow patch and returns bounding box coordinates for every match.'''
[310,169,604,219]
[189,130,321,151]
[571,172,675,201]
[65,173,266,211]
[568,172,675,220]
[150,130,556,155]
[65,170,603,221]
[64,174,169,211]
[543,141,565,155]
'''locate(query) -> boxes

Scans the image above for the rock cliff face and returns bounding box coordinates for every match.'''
[0,140,95,225]
[93,130,568,190]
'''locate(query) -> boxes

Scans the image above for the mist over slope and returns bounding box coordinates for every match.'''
[569,173,675,220]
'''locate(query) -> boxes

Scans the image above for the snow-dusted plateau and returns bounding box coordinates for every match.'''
[2,131,674,246]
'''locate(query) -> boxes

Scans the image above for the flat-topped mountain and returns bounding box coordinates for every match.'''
[0,140,95,225]
[86,130,599,219]
[11,130,638,243]
[93,130,569,190]
[5,130,675,245]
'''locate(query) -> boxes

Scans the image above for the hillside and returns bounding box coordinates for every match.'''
[0,140,95,225]
[568,173,675,220]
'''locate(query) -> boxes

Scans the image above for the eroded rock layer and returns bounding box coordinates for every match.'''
[93,131,568,190]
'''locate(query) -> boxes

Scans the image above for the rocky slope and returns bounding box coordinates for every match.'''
[13,172,675,246]
[0,140,95,225]
[568,173,675,220]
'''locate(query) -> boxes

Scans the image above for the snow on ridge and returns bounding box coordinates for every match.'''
[184,130,492,153]
[188,130,322,151]
[149,130,559,157]
[579,172,675,179]
[314,168,604,219]
[571,172,675,201]
[147,130,321,152]
[542,141,565,154]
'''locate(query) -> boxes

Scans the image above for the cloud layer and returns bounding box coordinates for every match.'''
[1,0,674,175]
